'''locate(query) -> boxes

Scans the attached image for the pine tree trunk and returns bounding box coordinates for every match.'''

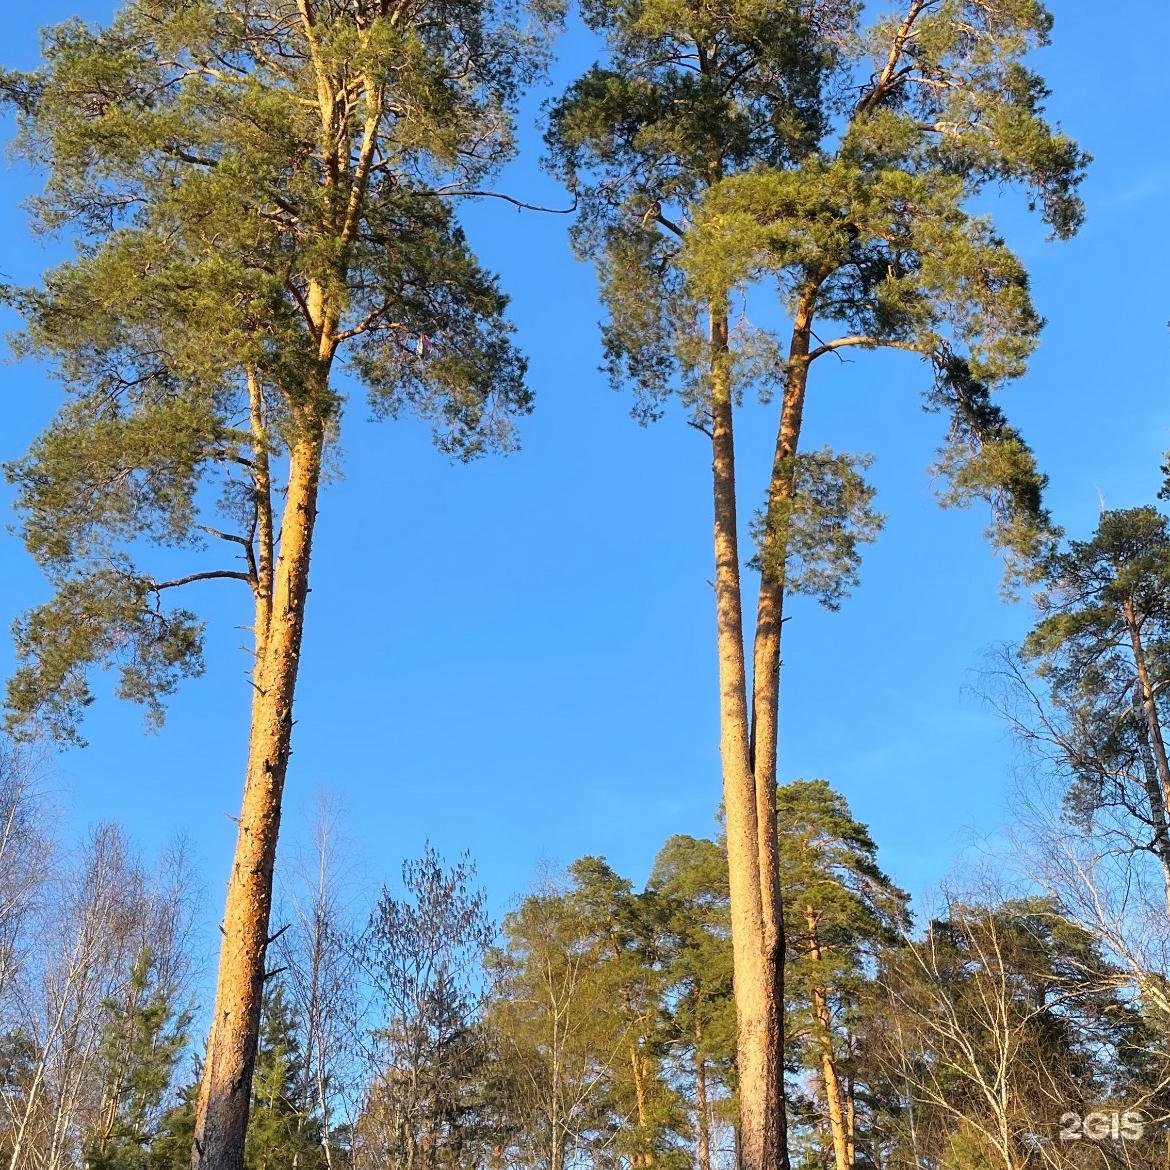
[630,1041,653,1167]
[805,906,851,1170]
[1125,599,1170,822]
[694,1019,711,1170]
[744,292,816,1170]
[709,308,784,1170]
[192,413,326,1170]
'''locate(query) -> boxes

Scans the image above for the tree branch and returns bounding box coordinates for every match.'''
[150,571,254,591]
[410,188,577,215]
[808,336,923,362]
[197,524,252,549]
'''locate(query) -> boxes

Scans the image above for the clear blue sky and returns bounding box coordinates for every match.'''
[1,2,1168,949]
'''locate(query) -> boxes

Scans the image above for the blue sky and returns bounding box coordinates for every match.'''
[1,1,1168,957]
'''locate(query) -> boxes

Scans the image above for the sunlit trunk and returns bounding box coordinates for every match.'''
[694,1018,711,1170]
[709,306,785,1170]
[192,409,326,1170]
[805,906,851,1170]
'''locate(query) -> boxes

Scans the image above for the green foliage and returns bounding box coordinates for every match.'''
[0,1029,38,1163]
[775,780,911,1165]
[246,983,327,1170]
[753,449,884,611]
[1019,506,1170,827]
[9,569,204,747]
[647,835,737,1122]
[144,1082,198,1170]
[777,779,910,960]
[84,947,194,1170]
[487,858,690,1170]
[1,0,557,740]
[549,0,1080,593]
[928,355,1056,587]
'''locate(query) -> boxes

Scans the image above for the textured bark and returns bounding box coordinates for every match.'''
[191,413,326,1170]
[191,11,364,1159]
[709,308,785,1170]
[630,1042,653,1168]
[717,288,818,1170]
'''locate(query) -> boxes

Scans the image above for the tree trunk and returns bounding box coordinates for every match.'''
[709,307,785,1170]
[630,1040,653,1167]
[804,906,851,1170]
[192,412,326,1170]
[1118,599,1170,889]
[725,285,809,1170]
[1132,683,1170,907]
[694,1019,711,1170]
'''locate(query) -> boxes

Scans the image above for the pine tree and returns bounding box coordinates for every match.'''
[776,781,909,1170]
[245,984,326,1170]
[147,1081,200,1170]
[85,947,194,1170]
[548,7,1084,1166]
[1,3,557,1164]
[647,836,735,1170]
[487,861,689,1170]
[1020,507,1170,900]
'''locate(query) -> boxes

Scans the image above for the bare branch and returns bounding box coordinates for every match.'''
[150,570,254,591]
[808,335,923,363]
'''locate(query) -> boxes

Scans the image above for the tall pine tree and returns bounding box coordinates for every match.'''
[1,3,557,1165]
[548,6,1084,1165]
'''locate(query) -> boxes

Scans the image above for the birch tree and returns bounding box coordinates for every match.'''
[880,896,1157,1170]
[0,826,194,1170]
[1,2,556,1166]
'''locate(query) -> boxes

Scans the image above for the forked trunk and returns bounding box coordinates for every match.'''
[743,292,817,1170]
[724,290,817,1170]
[709,309,785,1170]
[192,414,326,1170]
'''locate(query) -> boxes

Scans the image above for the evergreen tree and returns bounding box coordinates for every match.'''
[647,837,735,1170]
[486,861,688,1170]
[147,1081,199,1170]
[548,6,1084,1166]
[245,984,327,1170]
[0,1029,38,1164]
[1,3,558,1164]
[85,947,193,1170]
[1019,507,1170,899]
[564,858,688,1170]
[775,781,909,1170]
